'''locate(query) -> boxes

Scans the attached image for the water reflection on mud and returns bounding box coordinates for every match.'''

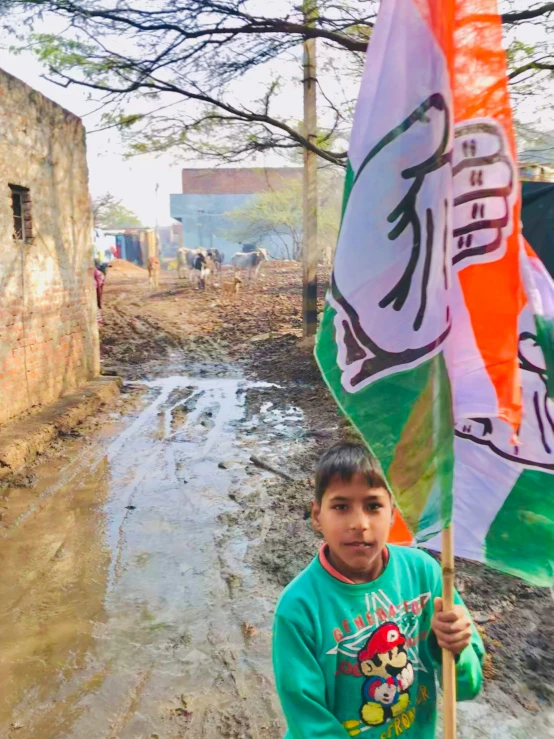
[0,458,111,736]
[0,374,297,738]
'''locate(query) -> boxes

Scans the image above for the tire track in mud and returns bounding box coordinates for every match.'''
[98,375,264,737]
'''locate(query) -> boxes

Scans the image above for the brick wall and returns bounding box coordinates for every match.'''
[0,69,100,425]
[181,167,302,195]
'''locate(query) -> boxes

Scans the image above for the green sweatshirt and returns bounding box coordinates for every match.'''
[273,545,484,739]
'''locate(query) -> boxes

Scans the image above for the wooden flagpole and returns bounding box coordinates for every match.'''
[442,525,457,739]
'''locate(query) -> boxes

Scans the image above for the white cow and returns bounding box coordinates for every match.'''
[177,247,194,279]
[231,247,269,282]
[177,247,210,286]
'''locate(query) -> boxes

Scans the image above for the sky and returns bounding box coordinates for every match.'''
[0,47,189,227]
[0,2,307,227]
[0,45,309,228]
[0,1,550,225]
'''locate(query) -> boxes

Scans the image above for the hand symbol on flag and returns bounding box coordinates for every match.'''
[331,94,453,392]
[453,121,516,268]
[457,324,554,471]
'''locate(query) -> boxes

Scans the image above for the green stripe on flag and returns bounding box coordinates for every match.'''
[534,315,554,400]
[340,161,355,222]
[485,468,554,587]
[315,304,454,539]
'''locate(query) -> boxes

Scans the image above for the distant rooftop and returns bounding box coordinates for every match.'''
[180,167,302,195]
[516,124,554,167]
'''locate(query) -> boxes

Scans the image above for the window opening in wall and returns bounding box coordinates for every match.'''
[9,185,33,242]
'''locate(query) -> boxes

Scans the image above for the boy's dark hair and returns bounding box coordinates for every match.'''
[314,442,388,503]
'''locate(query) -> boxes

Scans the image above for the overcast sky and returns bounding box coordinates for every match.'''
[0,0,310,227]
[0,46,207,227]
[0,1,550,227]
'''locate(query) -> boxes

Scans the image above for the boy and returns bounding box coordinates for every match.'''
[193,250,206,289]
[273,442,484,738]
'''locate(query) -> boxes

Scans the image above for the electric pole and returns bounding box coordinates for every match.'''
[302,1,318,338]
[155,182,160,258]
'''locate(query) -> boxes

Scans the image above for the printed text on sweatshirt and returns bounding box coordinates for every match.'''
[272,545,484,739]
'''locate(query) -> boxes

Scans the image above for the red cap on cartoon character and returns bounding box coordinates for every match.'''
[359,623,405,662]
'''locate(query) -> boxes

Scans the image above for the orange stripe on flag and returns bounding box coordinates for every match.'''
[454,0,523,428]
[388,512,414,546]
[412,0,523,428]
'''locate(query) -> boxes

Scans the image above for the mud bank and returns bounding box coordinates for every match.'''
[99,256,553,737]
[0,376,121,481]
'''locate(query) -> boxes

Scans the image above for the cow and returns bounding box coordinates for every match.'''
[177,247,195,279]
[231,247,269,282]
[147,255,160,289]
[177,247,209,284]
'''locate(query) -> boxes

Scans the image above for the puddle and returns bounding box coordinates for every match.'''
[0,373,293,738]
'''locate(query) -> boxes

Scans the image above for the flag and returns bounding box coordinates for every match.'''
[521,242,554,397]
[315,0,525,545]
[425,247,554,586]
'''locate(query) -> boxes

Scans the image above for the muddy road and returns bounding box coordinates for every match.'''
[1,262,552,738]
[0,371,302,738]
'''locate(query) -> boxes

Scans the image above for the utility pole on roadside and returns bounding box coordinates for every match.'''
[155,182,160,258]
[302,0,318,339]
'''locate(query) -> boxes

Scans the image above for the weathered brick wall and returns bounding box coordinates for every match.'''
[0,69,99,425]
[181,167,302,195]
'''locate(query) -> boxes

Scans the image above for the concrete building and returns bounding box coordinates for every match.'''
[170,167,302,261]
[0,69,99,425]
[517,124,554,183]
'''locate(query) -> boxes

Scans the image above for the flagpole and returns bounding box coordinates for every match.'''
[442,524,457,739]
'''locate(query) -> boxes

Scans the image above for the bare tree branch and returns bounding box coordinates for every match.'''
[47,66,348,165]
[502,2,554,23]
[509,58,554,80]
[2,0,553,168]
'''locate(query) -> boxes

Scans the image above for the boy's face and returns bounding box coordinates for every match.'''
[312,472,393,583]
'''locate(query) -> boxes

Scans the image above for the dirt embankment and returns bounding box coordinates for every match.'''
[99,259,553,726]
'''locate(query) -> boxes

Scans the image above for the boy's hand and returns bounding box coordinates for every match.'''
[431,597,472,656]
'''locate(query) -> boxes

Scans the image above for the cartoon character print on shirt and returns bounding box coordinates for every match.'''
[357,622,415,728]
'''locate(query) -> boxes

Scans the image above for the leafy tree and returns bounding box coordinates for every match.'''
[224,174,341,261]
[225,181,304,259]
[2,0,553,167]
[92,193,142,229]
